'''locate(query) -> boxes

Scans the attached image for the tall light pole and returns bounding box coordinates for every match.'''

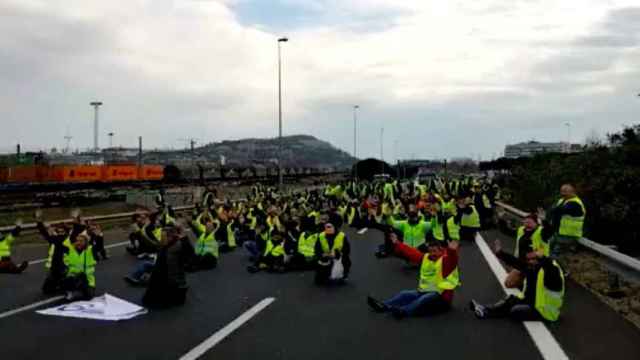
[353,105,359,181]
[108,132,114,148]
[277,37,288,188]
[564,121,571,153]
[90,101,103,152]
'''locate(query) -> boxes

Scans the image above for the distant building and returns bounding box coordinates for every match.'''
[504,141,581,158]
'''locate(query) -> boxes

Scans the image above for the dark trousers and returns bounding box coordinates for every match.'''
[460,227,478,242]
[62,274,95,301]
[0,258,27,274]
[484,295,541,321]
[182,241,217,272]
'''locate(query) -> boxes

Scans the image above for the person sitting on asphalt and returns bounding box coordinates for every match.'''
[367,238,460,319]
[36,210,85,294]
[457,195,481,242]
[377,204,431,257]
[289,215,320,270]
[247,229,287,273]
[62,231,97,301]
[0,220,28,274]
[183,213,219,272]
[142,224,189,308]
[314,215,351,285]
[504,213,554,289]
[470,239,565,322]
[124,213,163,286]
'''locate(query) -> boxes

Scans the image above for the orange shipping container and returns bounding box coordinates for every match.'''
[140,165,164,181]
[102,165,138,182]
[50,165,102,182]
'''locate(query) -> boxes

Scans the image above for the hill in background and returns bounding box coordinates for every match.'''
[193,135,356,169]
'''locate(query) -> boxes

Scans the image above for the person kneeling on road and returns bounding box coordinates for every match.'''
[142,225,189,308]
[314,216,351,285]
[62,231,97,302]
[368,239,460,319]
[0,220,28,274]
[470,239,565,322]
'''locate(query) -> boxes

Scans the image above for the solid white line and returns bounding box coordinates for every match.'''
[28,240,131,265]
[179,297,276,360]
[0,295,65,320]
[475,233,569,360]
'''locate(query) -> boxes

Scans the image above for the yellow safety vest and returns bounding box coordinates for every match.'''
[417,255,460,293]
[556,197,585,238]
[460,205,481,228]
[196,231,219,258]
[64,245,97,287]
[518,260,565,321]
[0,234,15,258]
[319,232,345,253]
[298,232,319,259]
[515,226,549,258]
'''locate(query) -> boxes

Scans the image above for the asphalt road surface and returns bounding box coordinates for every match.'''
[1,226,639,360]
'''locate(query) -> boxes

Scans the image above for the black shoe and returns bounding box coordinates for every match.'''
[18,261,29,273]
[124,275,143,287]
[375,250,388,259]
[470,300,487,319]
[367,296,388,313]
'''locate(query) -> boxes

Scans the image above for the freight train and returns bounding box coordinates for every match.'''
[0,164,164,184]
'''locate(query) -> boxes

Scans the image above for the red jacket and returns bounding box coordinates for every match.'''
[393,242,459,303]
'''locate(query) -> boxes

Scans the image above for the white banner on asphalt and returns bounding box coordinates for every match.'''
[37,294,147,321]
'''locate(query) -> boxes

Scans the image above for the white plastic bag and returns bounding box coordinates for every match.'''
[329,259,345,280]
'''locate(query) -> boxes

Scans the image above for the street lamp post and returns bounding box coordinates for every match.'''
[90,101,103,152]
[353,105,359,181]
[277,37,288,188]
[108,132,114,148]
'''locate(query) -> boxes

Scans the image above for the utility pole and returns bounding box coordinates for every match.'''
[108,132,114,148]
[277,37,288,188]
[90,101,103,152]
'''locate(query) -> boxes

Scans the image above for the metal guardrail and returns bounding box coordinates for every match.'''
[0,205,196,233]
[495,201,640,273]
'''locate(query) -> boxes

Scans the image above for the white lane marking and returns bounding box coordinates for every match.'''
[475,233,569,360]
[179,297,276,360]
[28,241,131,265]
[357,228,368,235]
[0,295,65,320]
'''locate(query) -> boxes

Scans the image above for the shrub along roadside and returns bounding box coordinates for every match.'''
[481,124,640,256]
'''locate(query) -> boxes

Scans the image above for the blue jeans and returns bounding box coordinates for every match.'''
[131,261,155,280]
[383,290,446,316]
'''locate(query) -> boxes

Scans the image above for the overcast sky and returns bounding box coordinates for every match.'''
[1,0,639,161]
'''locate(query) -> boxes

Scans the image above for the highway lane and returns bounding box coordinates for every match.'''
[0,227,638,359]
